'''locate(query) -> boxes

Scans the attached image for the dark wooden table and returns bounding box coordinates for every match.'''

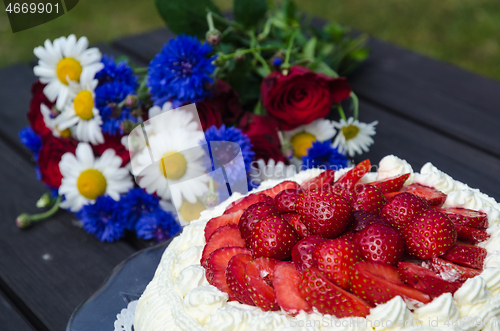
[0,28,499,330]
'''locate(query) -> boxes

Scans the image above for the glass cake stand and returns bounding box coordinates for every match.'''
[66,239,173,331]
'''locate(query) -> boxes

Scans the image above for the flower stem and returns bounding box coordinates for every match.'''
[206,12,216,31]
[133,67,148,75]
[350,92,359,121]
[207,10,245,31]
[283,29,299,71]
[16,196,62,228]
[249,31,271,75]
[337,104,347,121]
[217,46,279,61]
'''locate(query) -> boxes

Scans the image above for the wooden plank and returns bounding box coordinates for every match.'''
[353,99,500,201]
[0,139,136,331]
[0,64,37,159]
[112,28,173,63]
[349,37,500,158]
[0,291,36,331]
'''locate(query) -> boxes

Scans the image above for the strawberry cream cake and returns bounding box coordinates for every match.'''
[133,155,500,331]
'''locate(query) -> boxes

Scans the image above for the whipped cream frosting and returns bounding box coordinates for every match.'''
[134,155,500,331]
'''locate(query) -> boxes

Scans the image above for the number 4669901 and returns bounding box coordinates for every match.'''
[6,2,60,14]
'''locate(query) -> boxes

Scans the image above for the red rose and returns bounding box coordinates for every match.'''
[92,134,130,167]
[196,101,223,131]
[197,80,244,130]
[37,134,78,188]
[239,113,286,163]
[28,80,54,136]
[261,66,351,130]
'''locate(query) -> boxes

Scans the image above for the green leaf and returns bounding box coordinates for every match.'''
[282,0,297,21]
[314,61,339,78]
[303,37,317,59]
[155,0,221,38]
[233,0,267,28]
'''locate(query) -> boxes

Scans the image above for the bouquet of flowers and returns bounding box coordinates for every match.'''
[17,0,377,243]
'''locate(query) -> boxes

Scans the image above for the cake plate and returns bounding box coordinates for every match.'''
[66,239,173,331]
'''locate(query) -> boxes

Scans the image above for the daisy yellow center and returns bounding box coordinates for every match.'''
[56,125,72,138]
[290,132,316,158]
[180,200,206,223]
[342,125,360,141]
[159,152,187,180]
[56,58,82,85]
[74,91,94,120]
[77,169,107,200]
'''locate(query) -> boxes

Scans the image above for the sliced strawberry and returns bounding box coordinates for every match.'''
[205,210,245,241]
[301,169,336,190]
[299,267,372,317]
[201,225,245,267]
[249,215,300,259]
[455,225,490,244]
[226,253,254,305]
[384,191,400,200]
[352,185,386,215]
[273,262,312,314]
[430,257,481,282]
[441,243,486,270]
[400,183,447,206]
[224,193,273,214]
[238,202,279,245]
[349,261,431,306]
[349,210,392,232]
[206,247,251,300]
[433,207,488,229]
[334,159,371,191]
[354,223,405,266]
[296,189,352,238]
[370,173,411,194]
[273,188,299,213]
[259,181,300,199]
[281,212,310,238]
[292,235,326,272]
[403,209,457,259]
[313,238,362,289]
[381,192,429,230]
[244,257,280,311]
[398,262,463,297]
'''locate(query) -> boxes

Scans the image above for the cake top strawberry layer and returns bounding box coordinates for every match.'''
[134,155,500,331]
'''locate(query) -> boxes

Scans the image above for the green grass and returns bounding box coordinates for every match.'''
[1,0,499,81]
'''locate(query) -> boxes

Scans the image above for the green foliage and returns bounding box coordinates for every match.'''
[233,0,267,28]
[154,0,221,38]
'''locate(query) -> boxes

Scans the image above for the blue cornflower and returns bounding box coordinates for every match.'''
[94,81,138,135]
[147,34,217,107]
[302,141,349,170]
[19,126,41,159]
[95,54,138,89]
[205,125,254,172]
[135,210,181,242]
[77,196,128,242]
[117,188,161,229]
[204,125,255,194]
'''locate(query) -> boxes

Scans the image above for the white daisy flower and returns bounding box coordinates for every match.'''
[282,119,336,159]
[33,35,103,110]
[58,143,134,212]
[144,103,200,138]
[249,158,297,187]
[40,103,72,138]
[53,71,104,145]
[127,106,205,177]
[332,117,378,157]
[135,129,209,207]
